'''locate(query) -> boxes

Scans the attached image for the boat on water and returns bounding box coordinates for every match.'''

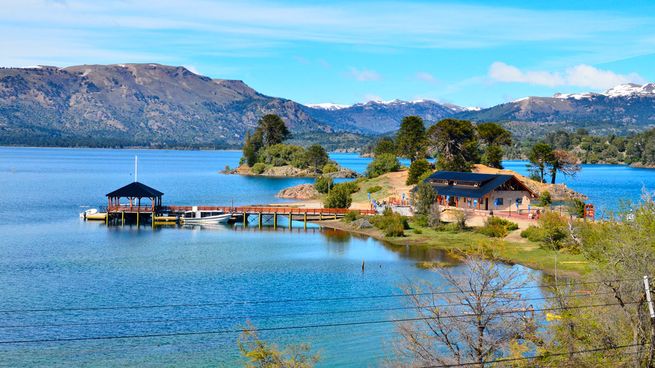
[180,211,232,224]
[79,208,107,220]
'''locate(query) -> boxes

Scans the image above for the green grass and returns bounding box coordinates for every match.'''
[351,175,393,203]
[380,220,590,276]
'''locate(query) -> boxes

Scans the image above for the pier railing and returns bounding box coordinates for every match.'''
[107,205,157,213]
[164,205,376,216]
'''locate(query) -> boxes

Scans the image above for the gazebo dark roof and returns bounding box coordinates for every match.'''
[106,182,164,198]
[423,171,536,198]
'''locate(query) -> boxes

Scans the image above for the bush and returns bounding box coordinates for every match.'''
[367,185,383,194]
[406,159,432,185]
[370,210,408,237]
[428,203,441,228]
[413,214,428,227]
[476,217,518,238]
[413,228,423,234]
[337,181,359,194]
[314,176,334,194]
[251,162,266,174]
[539,191,552,206]
[568,198,586,218]
[452,209,467,230]
[438,222,462,232]
[343,210,360,223]
[322,163,338,174]
[520,212,571,250]
[258,144,307,168]
[521,225,545,242]
[411,181,437,216]
[366,153,400,178]
[323,184,353,208]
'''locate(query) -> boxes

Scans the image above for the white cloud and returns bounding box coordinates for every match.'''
[348,67,381,81]
[488,62,644,89]
[416,71,436,83]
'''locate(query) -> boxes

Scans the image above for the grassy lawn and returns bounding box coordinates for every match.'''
[382,220,590,276]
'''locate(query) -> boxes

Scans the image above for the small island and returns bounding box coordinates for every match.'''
[227,114,357,178]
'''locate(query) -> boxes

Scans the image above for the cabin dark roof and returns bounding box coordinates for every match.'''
[423,171,535,198]
[106,181,164,198]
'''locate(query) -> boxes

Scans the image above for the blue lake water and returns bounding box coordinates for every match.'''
[0,147,652,367]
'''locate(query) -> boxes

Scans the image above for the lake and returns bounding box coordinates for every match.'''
[0,147,651,367]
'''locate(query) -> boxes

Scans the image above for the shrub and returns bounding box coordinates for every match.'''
[406,159,432,185]
[343,210,360,223]
[428,203,441,228]
[413,228,423,234]
[251,162,266,174]
[411,181,437,216]
[314,176,334,194]
[439,222,462,232]
[322,163,338,174]
[370,210,408,237]
[568,198,586,218]
[452,209,467,230]
[258,144,307,168]
[323,184,353,208]
[366,153,400,178]
[521,225,545,242]
[413,214,428,227]
[367,185,383,194]
[539,191,552,206]
[476,217,518,238]
[337,181,359,194]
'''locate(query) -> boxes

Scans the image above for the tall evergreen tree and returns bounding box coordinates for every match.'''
[427,119,479,172]
[395,116,426,162]
[528,142,554,183]
[477,122,512,169]
[257,114,290,147]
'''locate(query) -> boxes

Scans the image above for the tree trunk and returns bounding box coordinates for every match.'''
[551,169,557,184]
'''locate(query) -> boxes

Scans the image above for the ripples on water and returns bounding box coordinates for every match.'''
[3,148,649,366]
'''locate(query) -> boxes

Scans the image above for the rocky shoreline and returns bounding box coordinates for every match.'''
[227,164,358,178]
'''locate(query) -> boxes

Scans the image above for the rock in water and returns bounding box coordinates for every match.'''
[276,184,320,200]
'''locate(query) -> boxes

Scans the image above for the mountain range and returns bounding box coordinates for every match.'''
[1,63,654,148]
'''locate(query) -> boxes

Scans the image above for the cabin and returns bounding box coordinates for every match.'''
[106,181,164,213]
[423,171,537,213]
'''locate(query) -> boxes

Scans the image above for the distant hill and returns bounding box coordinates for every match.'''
[456,83,655,135]
[307,99,462,134]
[0,64,336,148]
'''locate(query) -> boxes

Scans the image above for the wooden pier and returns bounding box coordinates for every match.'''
[102,205,375,228]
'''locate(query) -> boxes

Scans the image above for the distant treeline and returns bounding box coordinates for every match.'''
[537,128,655,166]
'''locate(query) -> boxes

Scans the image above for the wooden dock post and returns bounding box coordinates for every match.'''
[121,211,125,226]
[273,213,277,229]
[136,211,140,227]
[243,212,248,227]
[105,212,109,225]
[304,213,307,229]
[151,212,155,228]
[288,213,293,229]
[258,212,262,229]
[319,213,323,221]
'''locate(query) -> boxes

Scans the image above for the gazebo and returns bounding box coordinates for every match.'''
[106,181,164,213]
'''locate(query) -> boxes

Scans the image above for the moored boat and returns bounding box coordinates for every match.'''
[180,211,232,224]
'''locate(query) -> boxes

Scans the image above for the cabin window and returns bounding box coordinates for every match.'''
[516,198,523,205]
[495,198,504,206]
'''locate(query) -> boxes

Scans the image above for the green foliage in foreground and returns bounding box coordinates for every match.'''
[251,162,266,174]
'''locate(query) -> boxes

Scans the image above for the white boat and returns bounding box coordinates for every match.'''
[180,211,232,225]
[79,208,98,219]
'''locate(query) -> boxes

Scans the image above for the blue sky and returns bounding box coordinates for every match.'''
[3,0,655,107]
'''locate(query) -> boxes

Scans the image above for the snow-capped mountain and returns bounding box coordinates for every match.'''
[305,99,461,134]
[455,82,655,128]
